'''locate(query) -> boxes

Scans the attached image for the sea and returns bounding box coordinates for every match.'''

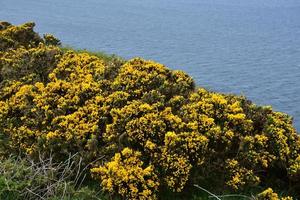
[1,0,300,131]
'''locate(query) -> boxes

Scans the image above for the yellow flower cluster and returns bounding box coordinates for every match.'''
[257,188,293,200]
[1,22,300,199]
[179,89,300,192]
[225,159,259,190]
[91,148,159,200]
[288,155,300,182]
[161,131,208,191]
[112,58,195,100]
[0,50,110,158]
[0,44,61,85]
[0,21,42,51]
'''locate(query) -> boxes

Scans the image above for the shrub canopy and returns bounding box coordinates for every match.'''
[0,22,299,199]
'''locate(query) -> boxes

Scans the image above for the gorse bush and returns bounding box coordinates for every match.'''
[0,22,299,199]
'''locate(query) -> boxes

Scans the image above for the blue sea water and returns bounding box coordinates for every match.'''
[1,0,300,131]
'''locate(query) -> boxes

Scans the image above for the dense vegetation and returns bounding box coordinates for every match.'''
[0,21,299,200]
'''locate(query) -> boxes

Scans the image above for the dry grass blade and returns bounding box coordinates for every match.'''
[208,194,255,200]
[193,184,221,200]
[25,188,46,200]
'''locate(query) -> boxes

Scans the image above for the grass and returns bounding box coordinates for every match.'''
[60,45,125,65]
[0,154,108,200]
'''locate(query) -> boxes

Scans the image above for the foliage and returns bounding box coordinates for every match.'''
[0,22,299,199]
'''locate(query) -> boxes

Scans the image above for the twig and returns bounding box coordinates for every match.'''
[62,181,67,199]
[208,194,254,200]
[74,157,83,184]
[77,173,87,189]
[75,155,105,187]
[193,184,221,200]
[25,188,46,200]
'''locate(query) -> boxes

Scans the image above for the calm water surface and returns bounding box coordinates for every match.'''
[1,0,300,130]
